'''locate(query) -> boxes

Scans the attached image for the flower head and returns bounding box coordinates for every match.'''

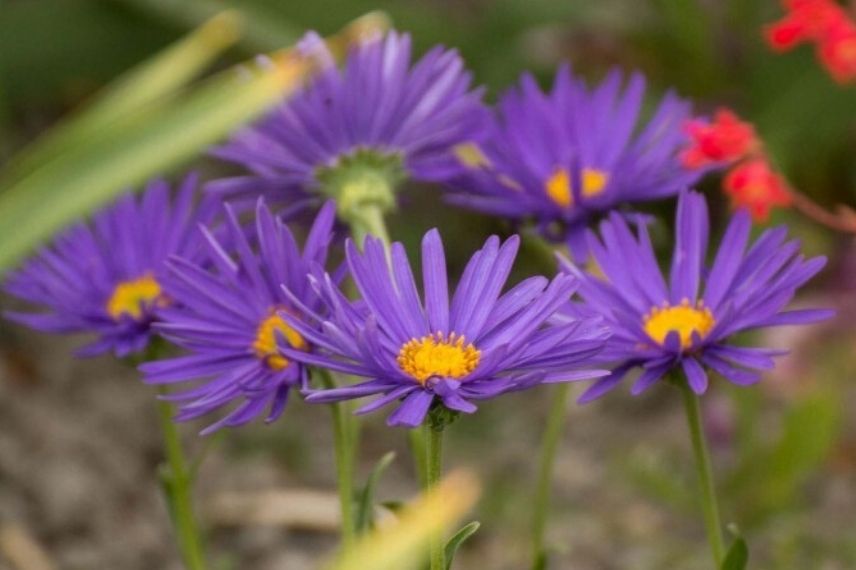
[724,159,793,222]
[285,230,609,428]
[444,65,698,260]
[562,191,832,402]
[4,174,209,358]
[819,18,856,83]
[140,201,336,434]
[209,31,487,219]
[680,109,759,170]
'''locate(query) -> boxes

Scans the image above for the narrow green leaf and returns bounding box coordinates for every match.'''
[0,11,241,187]
[0,52,311,273]
[444,521,480,570]
[721,537,749,570]
[356,451,397,533]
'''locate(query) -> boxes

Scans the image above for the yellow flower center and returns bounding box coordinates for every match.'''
[106,274,164,320]
[643,300,715,350]
[397,332,481,385]
[252,310,307,371]
[453,143,491,169]
[545,167,609,208]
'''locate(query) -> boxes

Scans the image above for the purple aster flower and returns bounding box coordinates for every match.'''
[4,174,209,358]
[208,30,487,219]
[561,190,834,402]
[445,65,699,260]
[280,229,610,428]
[140,200,336,434]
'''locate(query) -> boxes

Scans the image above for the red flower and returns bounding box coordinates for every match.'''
[723,159,793,222]
[680,109,759,169]
[765,0,848,51]
[818,18,856,83]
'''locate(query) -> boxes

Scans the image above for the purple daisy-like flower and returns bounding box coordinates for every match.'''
[208,30,487,215]
[562,190,834,402]
[445,65,699,260]
[4,174,209,358]
[281,230,610,428]
[140,200,336,434]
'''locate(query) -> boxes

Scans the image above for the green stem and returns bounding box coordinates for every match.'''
[318,370,357,550]
[425,423,446,570]
[682,386,726,567]
[409,428,428,488]
[530,382,572,569]
[349,202,391,250]
[155,393,207,570]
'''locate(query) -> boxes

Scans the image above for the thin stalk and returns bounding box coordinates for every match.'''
[682,386,726,567]
[530,382,572,569]
[349,202,391,251]
[425,424,446,570]
[155,393,207,570]
[318,370,357,550]
[410,428,428,488]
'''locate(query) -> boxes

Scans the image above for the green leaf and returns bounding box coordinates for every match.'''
[0,52,310,274]
[444,521,480,570]
[0,11,241,188]
[721,536,749,570]
[356,451,396,533]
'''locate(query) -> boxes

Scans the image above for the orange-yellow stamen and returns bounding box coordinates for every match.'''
[643,299,715,350]
[397,332,480,385]
[252,310,307,371]
[545,167,609,208]
[106,274,164,320]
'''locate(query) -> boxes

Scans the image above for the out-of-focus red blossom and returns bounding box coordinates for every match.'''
[765,0,856,83]
[724,159,793,222]
[765,0,848,50]
[819,19,856,82]
[680,109,758,169]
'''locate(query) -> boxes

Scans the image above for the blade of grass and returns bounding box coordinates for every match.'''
[0,11,241,187]
[0,53,311,273]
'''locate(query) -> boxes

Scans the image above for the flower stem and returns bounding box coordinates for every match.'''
[155,393,207,570]
[318,369,357,550]
[349,201,391,251]
[681,386,726,567]
[530,382,572,569]
[425,422,446,570]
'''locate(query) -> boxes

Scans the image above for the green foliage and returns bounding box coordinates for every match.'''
[444,521,480,569]
[355,451,397,533]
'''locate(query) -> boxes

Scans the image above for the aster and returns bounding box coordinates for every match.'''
[281,229,609,428]
[562,190,833,402]
[208,30,487,233]
[4,174,210,358]
[444,65,699,260]
[140,200,336,434]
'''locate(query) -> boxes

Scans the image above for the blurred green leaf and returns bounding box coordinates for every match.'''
[0,51,311,274]
[355,451,396,534]
[444,521,480,569]
[0,11,241,188]
[721,536,749,570]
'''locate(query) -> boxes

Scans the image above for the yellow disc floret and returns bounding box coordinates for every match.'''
[397,332,481,385]
[252,310,307,371]
[106,273,164,320]
[545,167,609,208]
[643,299,715,350]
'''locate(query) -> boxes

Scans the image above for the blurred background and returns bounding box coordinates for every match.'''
[1,0,855,569]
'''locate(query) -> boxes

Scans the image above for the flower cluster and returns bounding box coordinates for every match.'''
[681,109,792,222]
[765,0,856,84]
[445,66,698,259]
